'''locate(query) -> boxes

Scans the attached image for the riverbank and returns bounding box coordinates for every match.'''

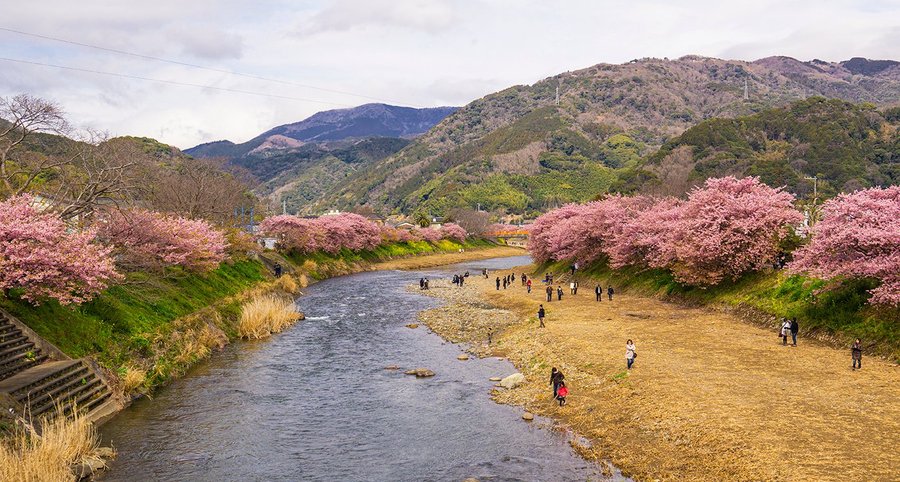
[418,265,900,481]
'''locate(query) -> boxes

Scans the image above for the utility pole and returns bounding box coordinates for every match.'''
[804,175,819,226]
[282,199,287,215]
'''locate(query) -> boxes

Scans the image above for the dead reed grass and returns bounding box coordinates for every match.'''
[0,407,113,482]
[120,365,147,394]
[238,294,301,339]
[275,274,301,294]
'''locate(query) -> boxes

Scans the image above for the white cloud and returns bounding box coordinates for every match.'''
[0,0,898,148]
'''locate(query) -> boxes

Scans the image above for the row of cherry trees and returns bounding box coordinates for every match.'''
[529,177,899,306]
[0,195,227,305]
[259,213,467,254]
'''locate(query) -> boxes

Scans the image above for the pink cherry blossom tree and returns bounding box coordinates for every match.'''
[439,223,467,242]
[0,195,119,304]
[665,176,802,286]
[606,197,683,270]
[528,204,584,263]
[98,208,228,272]
[259,215,324,253]
[789,186,900,306]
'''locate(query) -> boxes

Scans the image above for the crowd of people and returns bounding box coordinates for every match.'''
[433,263,866,413]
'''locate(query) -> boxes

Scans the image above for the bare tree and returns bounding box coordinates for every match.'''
[0,94,71,196]
[447,208,492,235]
[142,156,254,225]
[49,133,140,220]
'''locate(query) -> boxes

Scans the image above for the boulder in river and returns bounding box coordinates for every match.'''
[404,368,435,377]
[406,323,419,329]
[522,412,534,421]
[499,373,526,389]
[457,354,469,361]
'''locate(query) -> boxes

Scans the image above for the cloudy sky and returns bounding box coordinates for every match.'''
[1,0,898,148]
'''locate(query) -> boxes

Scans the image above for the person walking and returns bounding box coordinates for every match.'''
[852,338,862,370]
[573,281,579,295]
[626,339,636,369]
[420,278,425,290]
[459,275,465,287]
[556,286,563,301]
[526,279,532,293]
[546,285,553,302]
[556,381,568,406]
[790,318,799,346]
[607,286,614,301]
[570,281,576,295]
[595,285,602,302]
[424,278,429,290]
[483,268,488,279]
[780,318,792,346]
[570,264,576,276]
[538,304,546,328]
[550,368,565,398]
[503,278,508,289]
[496,277,501,290]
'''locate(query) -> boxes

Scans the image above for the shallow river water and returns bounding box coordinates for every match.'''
[100,256,610,481]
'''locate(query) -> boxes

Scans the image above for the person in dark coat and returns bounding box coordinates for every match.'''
[607,286,614,301]
[790,318,799,346]
[546,285,553,302]
[852,338,862,370]
[503,278,508,289]
[496,277,501,290]
[595,285,602,302]
[550,367,565,398]
[556,286,563,301]
[274,263,282,277]
[420,278,425,290]
[538,304,546,328]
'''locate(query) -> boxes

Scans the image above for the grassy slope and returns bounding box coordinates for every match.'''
[541,261,899,361]
[0,260,266,368]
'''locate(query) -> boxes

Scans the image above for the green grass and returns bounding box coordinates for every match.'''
[540,260,899,361]
[0,260,266,368]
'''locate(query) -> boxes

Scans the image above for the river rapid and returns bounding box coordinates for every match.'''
[100,256,608,481]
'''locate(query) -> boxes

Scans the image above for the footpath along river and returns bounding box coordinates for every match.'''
[100,256,611,481]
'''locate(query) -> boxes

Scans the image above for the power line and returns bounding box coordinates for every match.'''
[0,56,354,106]
[0,26,419,107]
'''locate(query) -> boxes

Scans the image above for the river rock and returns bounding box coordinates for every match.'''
[489,377,502,381]
[457,354,469,361]
[499,373,526,389]
[384,365,401,370]
[71,458,107,479]
[522,412,534,421]
[405,323,419,329]
[404,368,435,377]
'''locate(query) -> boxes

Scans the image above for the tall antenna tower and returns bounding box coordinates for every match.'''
[555,81,560,106]
[743,79,749,101]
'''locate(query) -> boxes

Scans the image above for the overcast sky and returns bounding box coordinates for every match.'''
[1,0,898,148]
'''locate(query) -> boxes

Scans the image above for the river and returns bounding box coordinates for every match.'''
[100,256,612,481]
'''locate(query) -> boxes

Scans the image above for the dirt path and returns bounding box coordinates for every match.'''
[426,265,900,481]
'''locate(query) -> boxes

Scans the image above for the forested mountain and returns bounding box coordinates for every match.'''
[309,56,900,217]
[184,103,456,214]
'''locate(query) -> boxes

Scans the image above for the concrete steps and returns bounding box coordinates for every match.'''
[0,313,49,379]
[0,311,117,424]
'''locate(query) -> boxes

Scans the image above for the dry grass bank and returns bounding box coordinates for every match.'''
[374,245,525,271]
[0,408,113,482]
[426,265,900,481]
[238,294,302,340]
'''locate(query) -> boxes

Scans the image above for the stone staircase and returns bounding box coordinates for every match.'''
[0,313,50,379]
[0,310,118,424]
